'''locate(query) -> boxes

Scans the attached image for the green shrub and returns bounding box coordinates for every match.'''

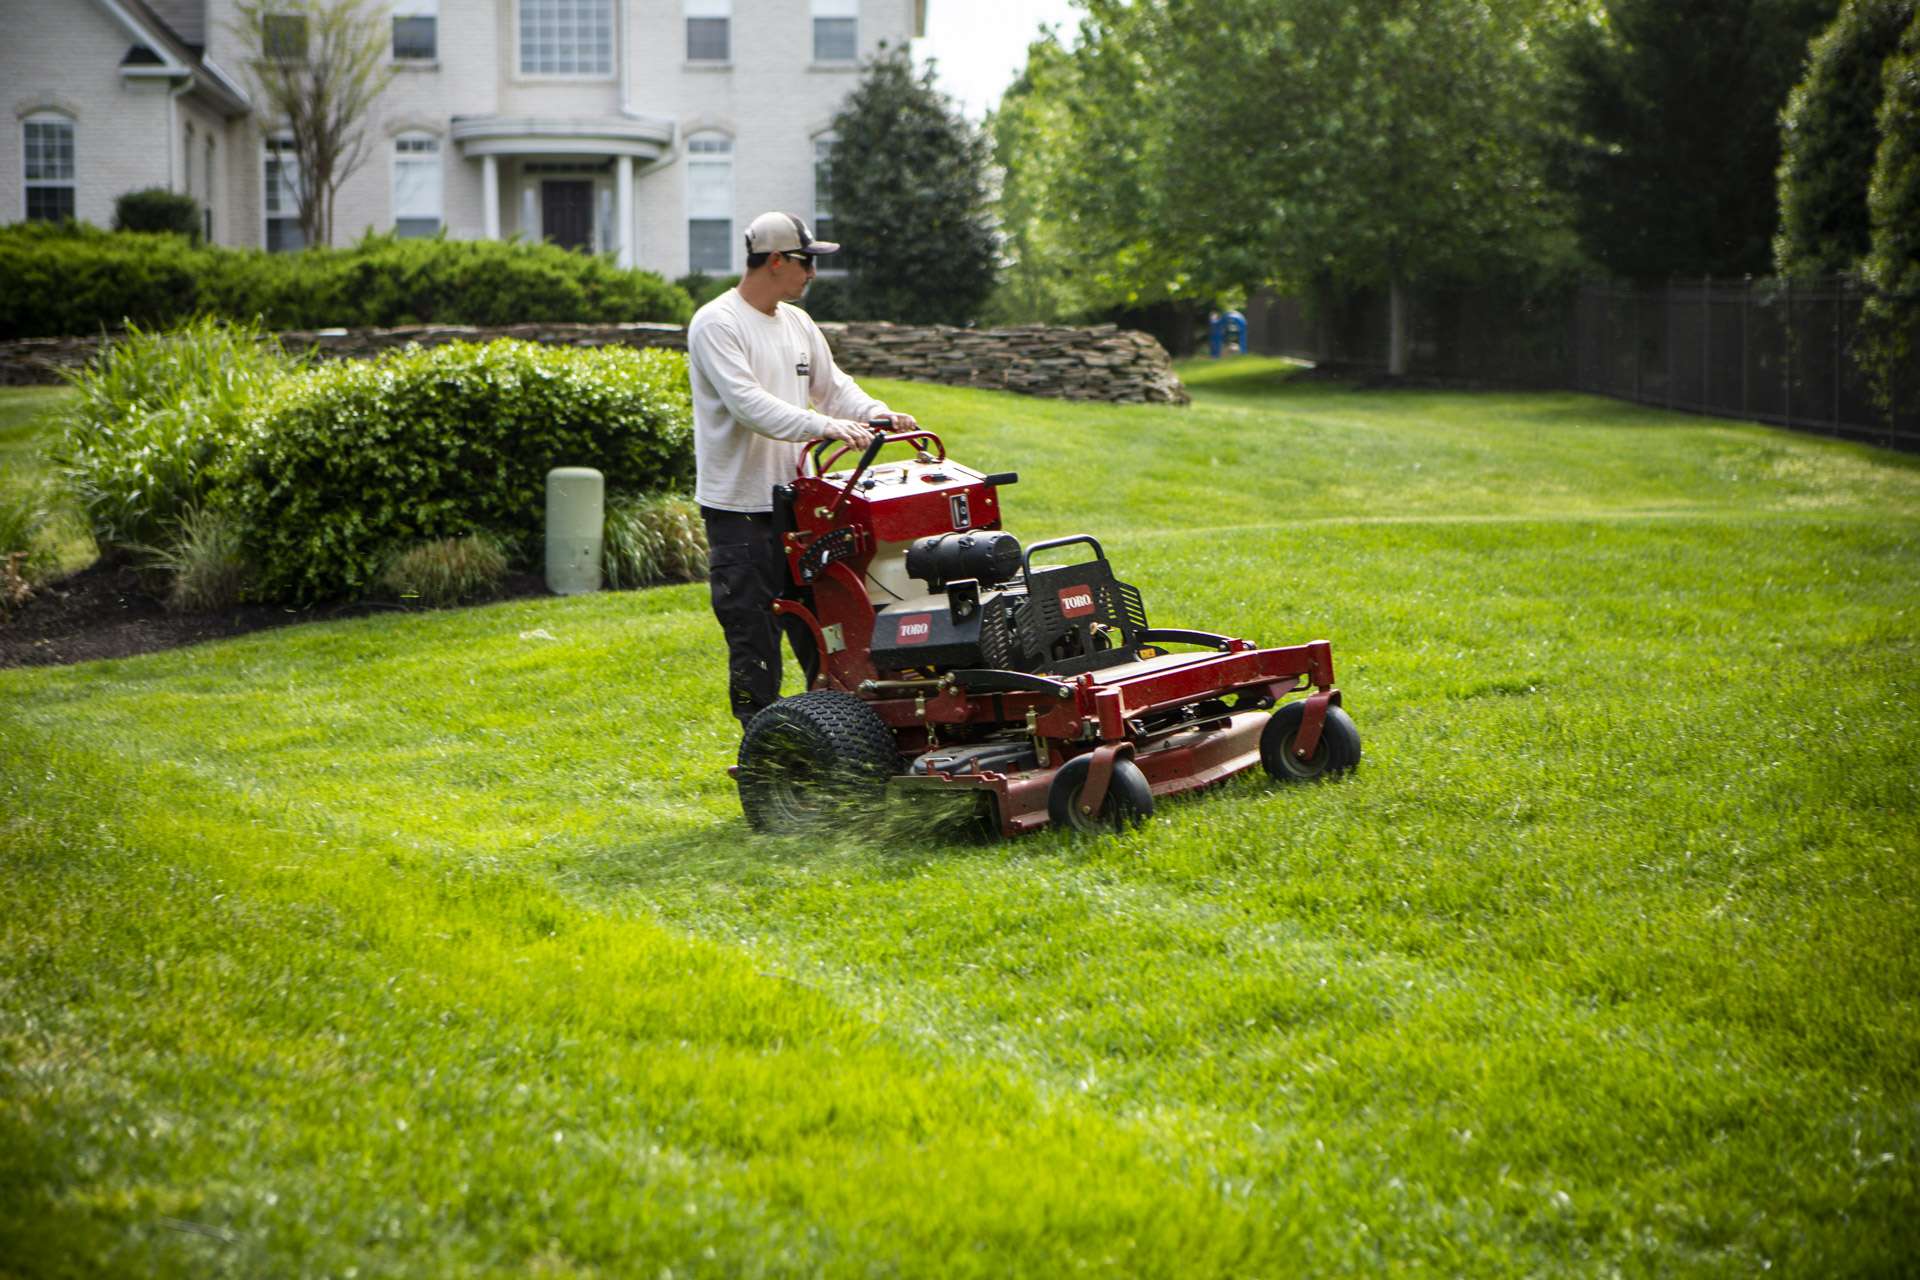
[225,340,694,602]
[113,187,202,241]
[0,226,695,339]
[794,275,857,321]
[1860,7,1920,409]
[53,316,303,551]
[380,533,510,606]
[138,505,253,612]
[603,492,707,588]
[674,271,740,309]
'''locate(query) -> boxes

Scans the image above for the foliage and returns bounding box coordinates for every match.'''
[1860,7,1920,405]
[138,505,255,612]
[53,316,304,551]
[1556,0,1839,279]
[1775,0,1915,276]
[379,532,510,606]
[112,187,202,241]
[791,273,856,322]
[224,340,693,602]
[603,492,707,589]
[0,482,57,608]
[674,271,739,310]
[991,0,1583,364]
[827,47,997,325]
[0,226,694,339]
[5,367,1920,1274]
[228,0,396,248]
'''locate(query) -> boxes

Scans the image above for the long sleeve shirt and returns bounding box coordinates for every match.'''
[686,288,890,512]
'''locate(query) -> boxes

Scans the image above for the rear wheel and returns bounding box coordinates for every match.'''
[1047,753,1154,834]
[1260,701,1361,782]
[738,691,898,832]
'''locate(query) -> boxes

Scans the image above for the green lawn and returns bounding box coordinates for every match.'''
[3,360,1917,1276]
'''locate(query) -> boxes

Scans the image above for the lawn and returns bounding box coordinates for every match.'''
[2,359,1917,1276]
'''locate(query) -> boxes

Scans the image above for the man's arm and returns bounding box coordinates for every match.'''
[691,315,866,443]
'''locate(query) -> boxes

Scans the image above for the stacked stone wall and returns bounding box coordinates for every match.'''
[0,320,1189,405]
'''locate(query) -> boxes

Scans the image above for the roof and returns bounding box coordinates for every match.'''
[93,0,250,116]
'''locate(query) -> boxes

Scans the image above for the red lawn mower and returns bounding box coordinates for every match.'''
[732,426,1360,836]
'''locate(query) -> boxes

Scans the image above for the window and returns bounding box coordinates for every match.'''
[393,0,437,60]
[204,134,216,240]
[263,12,308,60]
[184,122,195,195]
[519,0,613,76]
[685,0,729,62]
[23,114,75,222]
[264,135,304,251]
[393,134,442,237]
[812,0,857,62]
[686,133,732,274]
[813,133,848,272]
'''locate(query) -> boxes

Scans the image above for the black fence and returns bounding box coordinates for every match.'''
[1248,278,1920,451]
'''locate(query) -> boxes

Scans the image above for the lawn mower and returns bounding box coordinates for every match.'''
[732,425,1360,836]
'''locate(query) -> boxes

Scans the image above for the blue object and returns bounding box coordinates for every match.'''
[1207,311,1224,358]
[1225,310,1248,354]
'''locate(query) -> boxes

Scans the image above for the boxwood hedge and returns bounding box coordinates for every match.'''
[0,225,693,339]
[224,340,693,602]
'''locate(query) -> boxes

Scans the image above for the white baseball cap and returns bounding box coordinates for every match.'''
[743,211,840,257]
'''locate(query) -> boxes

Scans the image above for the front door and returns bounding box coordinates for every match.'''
[541,180,593,251]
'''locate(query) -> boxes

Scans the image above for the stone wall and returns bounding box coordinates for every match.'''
[0,320,1189,405]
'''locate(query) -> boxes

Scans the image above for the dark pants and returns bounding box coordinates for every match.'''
[702,507,820,729]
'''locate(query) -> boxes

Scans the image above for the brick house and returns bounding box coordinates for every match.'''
[0,0,925,277]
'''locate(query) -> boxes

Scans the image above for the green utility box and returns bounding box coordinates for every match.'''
[545,466,604,595]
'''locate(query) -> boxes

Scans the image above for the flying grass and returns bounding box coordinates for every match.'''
[2,362,1918,1275]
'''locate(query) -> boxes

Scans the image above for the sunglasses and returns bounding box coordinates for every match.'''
[781,252,816,272]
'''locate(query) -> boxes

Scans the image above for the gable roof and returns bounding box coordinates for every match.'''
[92,0,251,117]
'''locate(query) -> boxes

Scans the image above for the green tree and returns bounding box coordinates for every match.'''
[826,47,996,325]
[1860,8,1920,404]
[229,0,396,248]
[1557,0,1838,279]
[1775,0,1916,276]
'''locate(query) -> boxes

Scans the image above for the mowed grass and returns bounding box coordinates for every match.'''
[3,359,1918,1276]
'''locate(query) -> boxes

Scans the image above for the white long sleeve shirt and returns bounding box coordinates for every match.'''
[687,288,890,512]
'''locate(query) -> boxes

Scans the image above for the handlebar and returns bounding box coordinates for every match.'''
[800,422,948,479]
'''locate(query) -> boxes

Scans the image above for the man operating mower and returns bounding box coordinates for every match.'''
[687,211,919,731]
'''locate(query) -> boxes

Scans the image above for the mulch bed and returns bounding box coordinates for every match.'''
[1,552,550,670]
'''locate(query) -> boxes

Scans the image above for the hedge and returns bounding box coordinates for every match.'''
[0,225,693,339]
[222,339,693,602]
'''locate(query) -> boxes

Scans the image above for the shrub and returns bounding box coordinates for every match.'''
[380,533,510,606]
[0,226,695,339]
[225,340,694,602]
[603,492,707,588]
[113,187,202,241]
[794,275,857,322]
[54,316,304,550]
[674,271,740,310]
[139,506,253,612]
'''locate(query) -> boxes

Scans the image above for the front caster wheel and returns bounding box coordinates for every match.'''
[1047,754,1154,834]
[1260,701,1361,782]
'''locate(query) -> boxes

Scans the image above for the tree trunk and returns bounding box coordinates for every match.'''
[1388,276,1409,377]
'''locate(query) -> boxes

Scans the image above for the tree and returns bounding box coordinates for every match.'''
[1775,0,1916,276]
[1860,8,1920,404]
[992,0,1581,372]
[827,47,997,325]
[229,0,395,249]
[1556,0,1838,279]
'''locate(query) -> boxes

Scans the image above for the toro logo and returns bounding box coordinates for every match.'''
[896,614,933,644]
[1057,585,1096,619]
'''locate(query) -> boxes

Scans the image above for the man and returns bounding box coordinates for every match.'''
[687,211,918,730]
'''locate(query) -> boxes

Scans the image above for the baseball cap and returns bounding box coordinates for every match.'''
[743,211,840,257]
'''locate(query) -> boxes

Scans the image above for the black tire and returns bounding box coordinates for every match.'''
[1046,753,1154,834]
[1260,701,1362,782]
[737,691,898,832]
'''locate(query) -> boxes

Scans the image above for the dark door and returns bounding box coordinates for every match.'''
[541,180,593,251]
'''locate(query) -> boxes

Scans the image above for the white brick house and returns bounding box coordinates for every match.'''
[1,0,925,278]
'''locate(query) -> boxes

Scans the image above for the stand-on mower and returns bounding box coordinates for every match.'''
[732,426,1360,836]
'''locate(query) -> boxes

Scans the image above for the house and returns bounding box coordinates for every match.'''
[1,0,926,278]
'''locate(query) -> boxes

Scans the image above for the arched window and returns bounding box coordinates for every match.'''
[393,133,442,237]
[22,112,76,222]
[686,133,733,273]
[263,133,304,251]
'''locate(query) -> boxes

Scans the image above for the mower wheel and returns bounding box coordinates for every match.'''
[1047,754,1154,834]
[1260,701,1362,783]
[738,691,898,833]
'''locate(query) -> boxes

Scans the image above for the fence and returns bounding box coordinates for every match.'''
[1249,278,1920,450]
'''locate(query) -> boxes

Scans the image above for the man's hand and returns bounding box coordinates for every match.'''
[880,411,919,432]
[820,418,876,448]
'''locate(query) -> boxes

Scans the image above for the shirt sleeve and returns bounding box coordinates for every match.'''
[688,312,832,443]
[805,321,890,423]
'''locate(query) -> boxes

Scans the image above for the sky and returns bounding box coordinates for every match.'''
[910,0,1085,121]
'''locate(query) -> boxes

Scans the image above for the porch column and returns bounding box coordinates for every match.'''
[616,154,634,268]
[481,154,500,240]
